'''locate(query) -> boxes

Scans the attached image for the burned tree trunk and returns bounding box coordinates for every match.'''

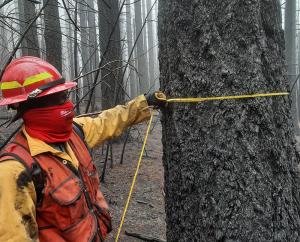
[43,0,62,72]
[98,0,123,109]
[86,0,101,108]
[158,0,300,241]
[18,0,40,57]
[285,0,298,135]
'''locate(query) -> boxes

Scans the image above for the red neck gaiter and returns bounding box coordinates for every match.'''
[22,101,75,143]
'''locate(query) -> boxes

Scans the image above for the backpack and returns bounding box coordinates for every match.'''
[0,123,88,206]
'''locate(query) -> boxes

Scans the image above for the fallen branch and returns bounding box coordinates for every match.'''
[125,231,166,242]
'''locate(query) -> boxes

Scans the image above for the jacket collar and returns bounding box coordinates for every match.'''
[22,126,78,167]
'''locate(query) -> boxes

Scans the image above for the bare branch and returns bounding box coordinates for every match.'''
[0,0,13,10]
[26,0,41,4]
[0,0,50,79]
[61,0,80,31]
[84,0,127,113]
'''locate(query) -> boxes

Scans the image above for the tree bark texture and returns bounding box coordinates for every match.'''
[43,0,62,72]
[158,1,300,241]
[284,0,299,135]
[98,0,123,109]
[18,0,40,57]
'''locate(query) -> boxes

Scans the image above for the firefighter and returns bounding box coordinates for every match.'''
[0,56,166,242]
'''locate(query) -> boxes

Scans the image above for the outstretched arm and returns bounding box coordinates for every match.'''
[74,95,151,148]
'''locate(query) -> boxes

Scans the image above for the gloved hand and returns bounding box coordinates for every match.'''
[145,91,167,108]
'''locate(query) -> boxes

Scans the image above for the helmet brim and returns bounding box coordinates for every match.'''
[0,82,77,106]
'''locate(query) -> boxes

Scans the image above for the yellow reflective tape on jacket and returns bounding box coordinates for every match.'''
[0,72,53,90]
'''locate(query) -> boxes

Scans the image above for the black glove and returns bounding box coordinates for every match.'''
[145,91,167,108]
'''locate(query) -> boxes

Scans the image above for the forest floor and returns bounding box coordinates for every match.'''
[90,113,166,242]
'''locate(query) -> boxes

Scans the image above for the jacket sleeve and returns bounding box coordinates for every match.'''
[73,95,151,148]
[0,160,39,242]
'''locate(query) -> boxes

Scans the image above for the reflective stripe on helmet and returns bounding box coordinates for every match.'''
[0,81,22,90]
[0,72,53,90]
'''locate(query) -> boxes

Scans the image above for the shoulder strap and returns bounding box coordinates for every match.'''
[0,135,45,207]
[73,122,92,155]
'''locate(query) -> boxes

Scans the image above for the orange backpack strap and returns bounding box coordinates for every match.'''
[73,122,91,154]
[0,134,45,206]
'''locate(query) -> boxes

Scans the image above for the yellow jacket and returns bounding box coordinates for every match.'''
[0,95,150,242]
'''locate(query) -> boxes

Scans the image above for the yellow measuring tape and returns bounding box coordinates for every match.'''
[115,91,288,241]
[115,112,154,242]
[162,92,289,103]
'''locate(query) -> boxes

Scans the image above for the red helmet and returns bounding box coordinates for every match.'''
[0,56,77,106]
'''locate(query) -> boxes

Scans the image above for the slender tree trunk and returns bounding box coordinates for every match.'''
[0,7,9,67]
[79,1,91,90]
[153,0,159,90]
[159,0,300,241]
[285,0,299,135]
[43,0,62,72]
[98,0,123,109]
[126,0,137,98]
[18,0,40,57]
[87,0,101,109]
[146,0,155,91]
[134,0,149,93]
[142,0,150,90]
[65,0,74,82]
[74,0,80,113]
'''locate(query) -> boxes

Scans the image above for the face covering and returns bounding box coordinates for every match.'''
[22,101,75,143]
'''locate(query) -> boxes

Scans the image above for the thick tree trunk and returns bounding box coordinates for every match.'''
[43,0,62,72]
[98,0,123,109]
[159,1,300,241]
[18,0,40,57]
[285,0,299,135]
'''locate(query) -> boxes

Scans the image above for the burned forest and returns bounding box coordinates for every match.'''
[0,0,300,242]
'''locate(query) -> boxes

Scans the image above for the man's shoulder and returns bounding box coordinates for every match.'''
[0,159,26,177]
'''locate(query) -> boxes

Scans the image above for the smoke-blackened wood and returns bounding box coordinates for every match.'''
[158,0,300,241]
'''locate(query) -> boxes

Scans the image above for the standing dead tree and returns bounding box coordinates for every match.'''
[43,0,62,72]
[18,0,40,57]
[98,0,123,110]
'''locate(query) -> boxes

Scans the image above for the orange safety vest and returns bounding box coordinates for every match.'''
[0,128,112,242]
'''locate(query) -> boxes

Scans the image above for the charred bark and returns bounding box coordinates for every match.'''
[159,0,300,241]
